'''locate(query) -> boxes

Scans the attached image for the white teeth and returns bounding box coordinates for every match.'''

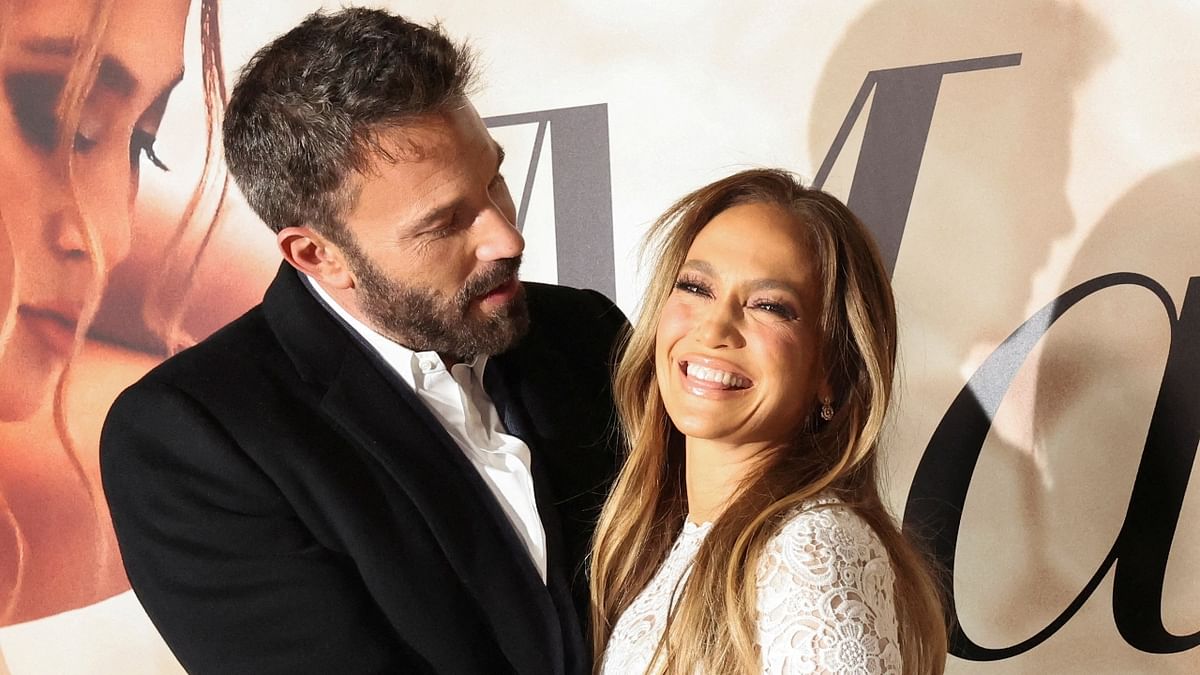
[685,363,750,389]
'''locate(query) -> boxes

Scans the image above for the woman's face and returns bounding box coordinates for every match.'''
[655,201,830,452]
[0,0,189,420]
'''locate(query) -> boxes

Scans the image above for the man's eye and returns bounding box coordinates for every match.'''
[425,216,465,239]
[5,72,65,152]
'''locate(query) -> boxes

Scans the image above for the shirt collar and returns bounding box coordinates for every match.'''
[303,273,488,391]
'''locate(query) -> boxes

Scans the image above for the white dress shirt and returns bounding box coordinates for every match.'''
[307,277,548,582]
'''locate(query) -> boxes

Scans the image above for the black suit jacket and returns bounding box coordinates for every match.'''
[101,265,627,674]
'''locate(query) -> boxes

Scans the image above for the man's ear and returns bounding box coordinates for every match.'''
[277,226,354,289]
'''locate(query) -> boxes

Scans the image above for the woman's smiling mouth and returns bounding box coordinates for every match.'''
[679,360,752,391]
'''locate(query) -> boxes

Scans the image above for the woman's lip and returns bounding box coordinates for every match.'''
[17,306,80,352]
[675,354,752,381]
[676,356,754,394]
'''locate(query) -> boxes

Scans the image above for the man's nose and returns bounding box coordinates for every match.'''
[475,207,525,261]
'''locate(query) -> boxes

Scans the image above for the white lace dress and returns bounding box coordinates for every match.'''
[599,495,902,674]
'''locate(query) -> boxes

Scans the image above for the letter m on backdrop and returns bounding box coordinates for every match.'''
[813,54,1021,274]
[485,105,617,301]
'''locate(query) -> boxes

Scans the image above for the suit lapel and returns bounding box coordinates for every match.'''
[263,265,562,675]
[486,343,592,674]
[484,352,572,581]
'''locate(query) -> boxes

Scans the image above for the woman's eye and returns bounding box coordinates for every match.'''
[130,128,169,171]
[753,301,796,319]
[75,131,99,153]
[673,278,711,297]
[5,72,64,152]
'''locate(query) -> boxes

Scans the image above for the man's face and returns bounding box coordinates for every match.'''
[336,103,528,360]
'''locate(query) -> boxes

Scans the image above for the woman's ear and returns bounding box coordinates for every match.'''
[818,379,833,404]
[277,226,354,289]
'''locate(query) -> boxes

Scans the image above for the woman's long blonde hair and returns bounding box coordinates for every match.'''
[590,169,947,674]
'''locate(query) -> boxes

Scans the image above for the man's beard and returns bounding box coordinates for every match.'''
[344,244,530,360]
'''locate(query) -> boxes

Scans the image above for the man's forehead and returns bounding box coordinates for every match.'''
[370,107,494,165]
[344,113,502,232]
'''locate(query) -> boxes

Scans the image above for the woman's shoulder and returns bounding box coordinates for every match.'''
[756,493,895,601]
[764,494,891,562]
[754,493,903,674]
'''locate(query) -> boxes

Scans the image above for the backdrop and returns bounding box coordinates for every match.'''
[0,1,1196,673]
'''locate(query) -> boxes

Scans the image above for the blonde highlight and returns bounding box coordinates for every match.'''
[591,169,947,674]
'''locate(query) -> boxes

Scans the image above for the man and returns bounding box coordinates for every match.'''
[100,8,626,674]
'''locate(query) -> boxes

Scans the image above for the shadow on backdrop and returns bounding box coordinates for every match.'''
[806,0,1139,668]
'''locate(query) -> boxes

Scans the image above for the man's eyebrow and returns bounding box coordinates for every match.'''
[21,37,184,99]
[410,201,460,234]
[409,141,506,233]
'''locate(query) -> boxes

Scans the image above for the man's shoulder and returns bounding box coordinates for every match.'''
[523,281,615,313]
[522,282,626,335]
[130,304,278,395]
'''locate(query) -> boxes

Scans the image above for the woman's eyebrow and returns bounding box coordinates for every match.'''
[20,36,74,56]
[21,37,183,99]
[746,278,802,296]
[679,259,714,275]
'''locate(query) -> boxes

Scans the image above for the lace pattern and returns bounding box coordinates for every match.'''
[599,495,902,674]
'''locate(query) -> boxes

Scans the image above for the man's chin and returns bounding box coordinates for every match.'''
[469,299,530,355]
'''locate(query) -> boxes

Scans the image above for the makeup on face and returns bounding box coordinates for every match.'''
[655,201,828,451]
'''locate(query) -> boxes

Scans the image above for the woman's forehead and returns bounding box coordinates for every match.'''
[8,0,189,83]
[687,203,820,285]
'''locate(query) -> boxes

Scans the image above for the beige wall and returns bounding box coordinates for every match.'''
[0,1,1196,672]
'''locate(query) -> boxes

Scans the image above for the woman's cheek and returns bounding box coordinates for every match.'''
[755,323,820,377]
[76,150,134,269]
[653,298,690,380]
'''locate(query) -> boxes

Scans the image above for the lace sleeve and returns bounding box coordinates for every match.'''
[755,503,903,675]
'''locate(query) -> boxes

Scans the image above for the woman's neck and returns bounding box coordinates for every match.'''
[684,437,769,524]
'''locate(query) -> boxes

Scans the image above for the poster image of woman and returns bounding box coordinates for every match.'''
[0,0,226,637]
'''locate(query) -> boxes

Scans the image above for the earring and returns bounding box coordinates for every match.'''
[820,397,834,421]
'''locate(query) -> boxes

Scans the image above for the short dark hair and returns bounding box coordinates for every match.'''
[222,8,476,238]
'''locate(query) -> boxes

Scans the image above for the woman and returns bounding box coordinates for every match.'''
[592,169,947,674]
[0,0,225,627]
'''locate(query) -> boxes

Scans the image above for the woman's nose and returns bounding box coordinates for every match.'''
[48,197,131,269]
[49,208,90,261]
[695,302,746,349]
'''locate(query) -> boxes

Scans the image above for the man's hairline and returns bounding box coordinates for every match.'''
[302,97,500,245]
